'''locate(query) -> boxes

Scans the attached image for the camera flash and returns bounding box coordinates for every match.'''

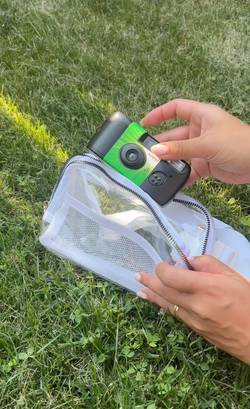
[168,160,186,172]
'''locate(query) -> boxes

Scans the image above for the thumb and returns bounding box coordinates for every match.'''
[190,255,236,276]
[151,137,210,161]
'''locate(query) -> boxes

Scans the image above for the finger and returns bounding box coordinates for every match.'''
[137,288,190,322]
[150,137,211,161]
[191,255,247,282]
[141,99,205,127]
[153,125,190,143]
[181,161,206,187]
[137,287,172,310]
[138,285,216,335]
[134,271,191,308]
[189,255,237,276]
[184,167,202,186]
[155,262,209,293]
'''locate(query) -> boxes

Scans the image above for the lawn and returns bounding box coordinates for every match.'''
[1,0,250,408]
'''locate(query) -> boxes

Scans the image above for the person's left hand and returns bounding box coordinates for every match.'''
[134,256,250,365]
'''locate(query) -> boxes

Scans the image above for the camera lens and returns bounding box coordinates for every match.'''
[126,149,138,162]
[119,144,146,169]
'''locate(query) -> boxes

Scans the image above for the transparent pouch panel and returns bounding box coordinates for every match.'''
[161,196,215,257]
[41,159,193,276]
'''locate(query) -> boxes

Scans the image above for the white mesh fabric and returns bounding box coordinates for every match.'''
[41,202,161,292]
[55,206,158,272]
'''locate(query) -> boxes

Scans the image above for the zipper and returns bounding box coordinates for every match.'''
[49,154,212,270]
[173,198,211,256]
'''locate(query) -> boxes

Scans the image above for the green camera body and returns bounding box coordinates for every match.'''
[87,112,191,206]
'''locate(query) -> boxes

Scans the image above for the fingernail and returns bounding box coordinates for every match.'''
[134,273,141,282]
[188,255,195,262]
[151,145,169,155]
[140,119,145,127]
[137,291,147,300]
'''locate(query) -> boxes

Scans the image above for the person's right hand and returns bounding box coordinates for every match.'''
[141,99,250,186]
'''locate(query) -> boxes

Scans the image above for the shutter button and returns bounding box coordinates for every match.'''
[148,172,167,186]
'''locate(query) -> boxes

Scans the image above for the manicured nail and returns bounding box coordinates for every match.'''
[151,145,169,155]
[188,255,195,262]
[140,119,145,127]
[137,291,147,300]
[134,273,141,282]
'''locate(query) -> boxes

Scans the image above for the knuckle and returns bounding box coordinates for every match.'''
[208,283,219,297]
[194,306,208,321]
[205,104,223,117]
[156,262,167,274]
[198,255,214,269]
[201,255,213,263]
[155,262,169,280]
[191,301,209,320]
[172,141,184,157]
[157,285,168,299]
[204,278,220,297]
[189,317,205,334]
[156,263,179,287]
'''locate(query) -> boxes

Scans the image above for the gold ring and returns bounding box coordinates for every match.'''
[173,304,180,320]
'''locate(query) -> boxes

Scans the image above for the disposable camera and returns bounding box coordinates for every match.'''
[87,112,191,206]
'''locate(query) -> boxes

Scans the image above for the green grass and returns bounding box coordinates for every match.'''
[1,0,250,407]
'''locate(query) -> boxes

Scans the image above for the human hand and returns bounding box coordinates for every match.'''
[141,99,250,185]
[134,256,250,365]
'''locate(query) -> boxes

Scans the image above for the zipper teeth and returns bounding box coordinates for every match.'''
[55,158,193,270]
[173,199,211,255]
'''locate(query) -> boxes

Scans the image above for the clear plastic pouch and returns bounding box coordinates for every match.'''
[40,154,215,292]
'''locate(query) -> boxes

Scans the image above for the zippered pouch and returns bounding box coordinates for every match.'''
[40,154,250,292]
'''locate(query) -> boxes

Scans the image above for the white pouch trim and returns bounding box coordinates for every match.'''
[46,156,190,258]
